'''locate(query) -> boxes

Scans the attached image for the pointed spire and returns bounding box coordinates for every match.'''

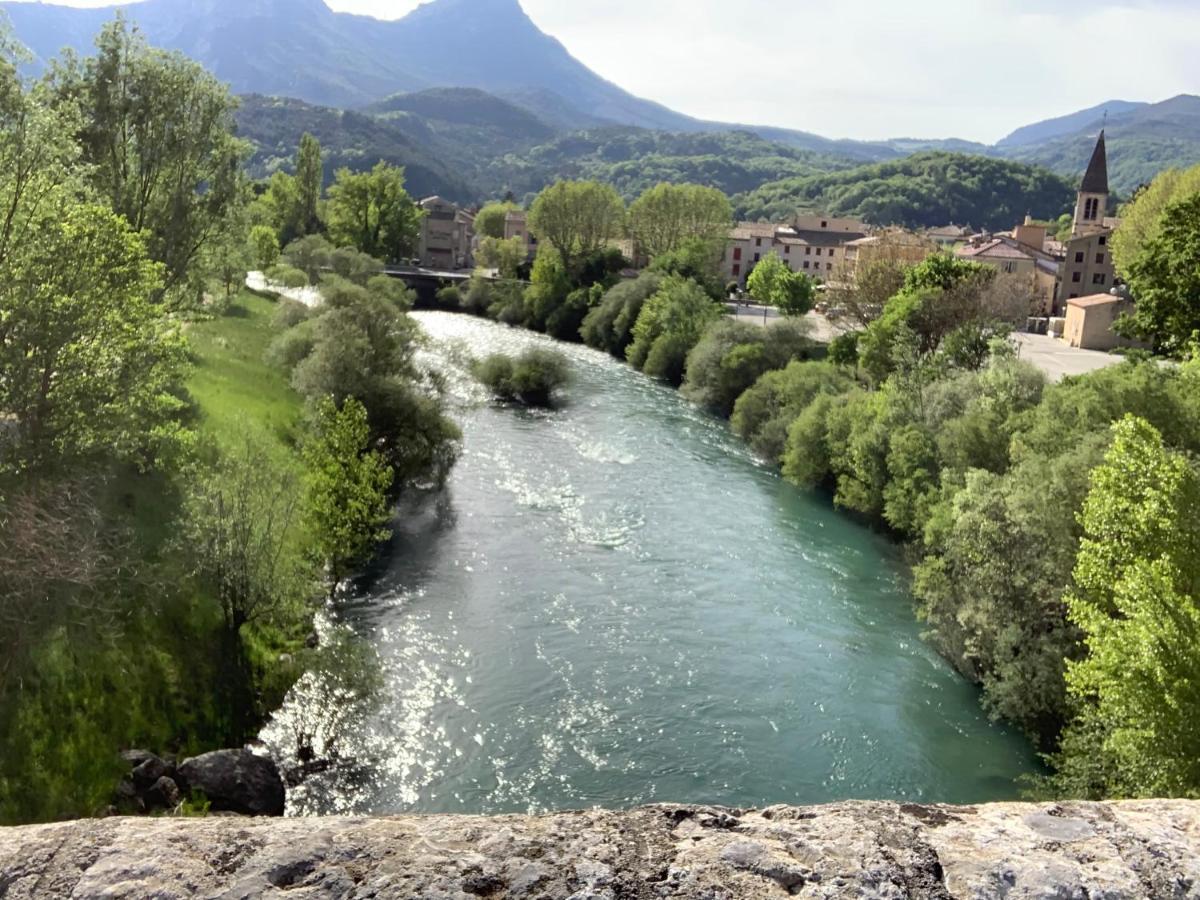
[1080,131,1109,195]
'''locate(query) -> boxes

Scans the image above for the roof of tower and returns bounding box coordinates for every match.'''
[1080,131,1109,195]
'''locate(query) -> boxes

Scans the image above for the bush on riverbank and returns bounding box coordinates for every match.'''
[475,348,571,407]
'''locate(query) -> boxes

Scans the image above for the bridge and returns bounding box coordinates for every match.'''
[383,265,474,305]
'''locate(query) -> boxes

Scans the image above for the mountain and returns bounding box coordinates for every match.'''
[996,100,1146,149]
[1001,95,1200,195]
[733,152,1078,232]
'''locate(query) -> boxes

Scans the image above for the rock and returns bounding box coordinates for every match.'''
[131,756,170,791]
[176,749,285,817]
[1,801,1199,899]
[119,749,159,770]
[143,776,182,810]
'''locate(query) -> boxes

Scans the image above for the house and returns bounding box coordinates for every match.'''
[502,210,539,259]
[1063,293,1144,350]
[417,196,474,270]
[843,230,936,277]
[722,215,869,286]
[925,224,973,248]
[1055,132,1118,314]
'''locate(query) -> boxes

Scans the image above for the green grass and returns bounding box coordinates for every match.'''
[186,290,307,471]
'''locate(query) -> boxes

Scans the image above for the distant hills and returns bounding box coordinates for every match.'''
[5,0,1199,203]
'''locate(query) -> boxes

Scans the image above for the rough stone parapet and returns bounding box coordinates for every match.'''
[1,800,1197,898]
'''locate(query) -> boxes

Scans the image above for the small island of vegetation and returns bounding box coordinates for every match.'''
[474,348,571,408]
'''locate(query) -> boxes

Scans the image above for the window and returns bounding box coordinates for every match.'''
[1099,235,1107,246]
[756,237,762,247]
[828,250,836,257]
[733,247,742,261]
[821,220,828,228]
[732,264,740,276]
[803,261,809,269]
[826,263,832,270]
[805,247,811,256]
[1093,273,1107,286]
[1072,272,1082,283]
[1075,252,1084,263]
[815,248,822,256]
[753,253,760,262]
[784,245,790,254]
[1084,197,1099,221]
[1096,253,1105,265]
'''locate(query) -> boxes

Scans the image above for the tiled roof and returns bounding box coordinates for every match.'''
[957,239,1033,260]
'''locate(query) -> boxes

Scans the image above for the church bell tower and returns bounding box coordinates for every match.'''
[1073,131,1110,237]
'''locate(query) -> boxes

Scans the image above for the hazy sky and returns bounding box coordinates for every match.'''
[9,0,1199,142]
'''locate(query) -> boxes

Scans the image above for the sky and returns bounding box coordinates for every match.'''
[9,0,1200,142]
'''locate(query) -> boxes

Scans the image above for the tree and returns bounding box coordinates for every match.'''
[283,234,334,283]
[682,319,815,417]
[527,180,625,276]
[0,200,184,471]
[627,276,723,384]
[825,230,933,328]
[628,183,732,261]
[52,17,246,295]
[580,271,664,357]
[732,360,856,463]
[476,235,526,279]
[249,224,281,271]
[184,434,308,633]
[326,161,422,263]
[1111,163,1200,280]
[1055,416,1200,797]
[303,397,395,596]
[474,201,515,240]
[295,132,323,236]
[1120,192,1200,354]
[746,252,815,316]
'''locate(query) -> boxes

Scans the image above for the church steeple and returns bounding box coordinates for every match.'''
[1073,131,1109,236]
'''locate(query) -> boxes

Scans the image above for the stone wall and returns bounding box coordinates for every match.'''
[2,800,1198,898]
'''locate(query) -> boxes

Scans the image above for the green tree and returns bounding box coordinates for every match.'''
[527,180,625,276]
[326,161,422,263]
[1120,192,1200,354]
[1055,416,1200,797]
[249,224,281,271]
[746,253,815,316]
[0,200,183,471]
[682,318,815,417]
[52,17,246,295]
[475,201,515,240]
[628,182,732,260]
[303,397,395,596]
[580,271,664,357]
[295,132,324,236]
[627,276,723,384]
[1111,163,1200,280]
[476,235,526,279]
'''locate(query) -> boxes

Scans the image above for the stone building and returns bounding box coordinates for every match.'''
[1056,133,1119,313]
[722,215,869,286]
[417,196,475,270]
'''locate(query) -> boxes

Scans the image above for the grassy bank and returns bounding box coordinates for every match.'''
[0,292,312,824]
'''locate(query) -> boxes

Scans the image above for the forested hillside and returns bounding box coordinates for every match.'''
[734,152,1077,230]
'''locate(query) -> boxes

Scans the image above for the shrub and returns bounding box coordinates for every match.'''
[474,348,570,407]
[265,264,309,290]
[682,318,816,417]
[580,272,663,357]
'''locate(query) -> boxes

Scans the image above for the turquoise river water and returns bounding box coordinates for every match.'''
[262,311,1037,816]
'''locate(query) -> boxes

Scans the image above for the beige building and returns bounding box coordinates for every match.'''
[843,230,936,276]
[925,224,973,248]
[722,215,869,285]
[1064,293,1144,350]
[418,196,474,270]
[1056,132,1118,312]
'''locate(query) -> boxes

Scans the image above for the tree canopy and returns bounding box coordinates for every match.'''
[627,182,732,261]
[327,161,422,263]
[527,179,625,276]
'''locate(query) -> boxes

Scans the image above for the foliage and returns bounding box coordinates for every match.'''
[1110,163,1200,280]
[746,253,815,316]
[0,201,184,472]
[730,361,857,464]
[1119,192,1200,354]
[682,319,816,417]
[649,236,728,300]
[474,348,571,407]
[282,234,334,283]
[527,179,625,276]
[250,225,281,270]
[580,272,664,357]
[824,231,933,328]
[474,201,516,239]
[1052,416,1200,797]
[52,17,247,295]
[626,276,723,385]
[476,235,526,279]
[302,397,394,595]
[628,182,732,260]
[295,132,324,237]
[326,161,421,262]
[734,152,1076,231]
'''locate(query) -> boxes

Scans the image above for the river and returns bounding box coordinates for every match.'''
[262,311,1037,816]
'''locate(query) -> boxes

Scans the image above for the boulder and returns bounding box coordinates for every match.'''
[119,749,159,770]
[176,749,285,817]
[130,756,170,791]
[143,776,182,811]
